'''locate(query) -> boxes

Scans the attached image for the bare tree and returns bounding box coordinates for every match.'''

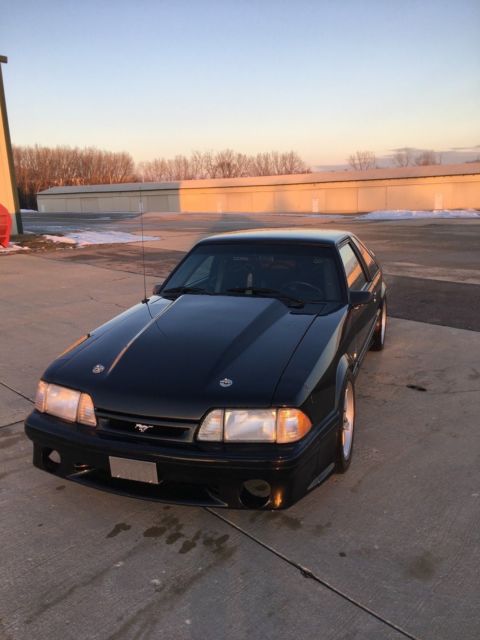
[201,151,218,179]
[414,150,441,166]
[190,150,207,179]
[392,148,415,167]
[251,152,274,176]
[138,149,310,182]
[13,145,136,209]
[277,151,309,174]
[137,158,168,182]
[348,150,377,171]
[247,151,309,176]
[170,155,193,180]
[213,149,240,178]
[205,149,248,178]
[15,145,312,208]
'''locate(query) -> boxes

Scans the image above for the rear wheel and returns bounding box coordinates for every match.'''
[335,377,355,473]
[370,298,387,351]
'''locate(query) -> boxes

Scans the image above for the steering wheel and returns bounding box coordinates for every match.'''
[283,280,324,297]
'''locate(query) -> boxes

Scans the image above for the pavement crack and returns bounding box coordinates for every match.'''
[0,381,34,404]
[86,293,126,310]
[205,507,423,640]
[299,566,315,579]
[0,420,24,431]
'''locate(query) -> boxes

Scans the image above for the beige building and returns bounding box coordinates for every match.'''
[37,163,480,216]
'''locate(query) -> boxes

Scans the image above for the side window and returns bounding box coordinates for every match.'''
[354,239,379,277]
[339,243,368,291]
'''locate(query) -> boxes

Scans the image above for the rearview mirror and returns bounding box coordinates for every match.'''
[349,290,373,307]
[152,282,164,295]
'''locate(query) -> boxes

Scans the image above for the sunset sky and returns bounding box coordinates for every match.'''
[2,0,479,168]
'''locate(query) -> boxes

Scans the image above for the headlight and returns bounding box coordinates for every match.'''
[197,408,311,443]
[35,381,97,427]
[44,384,80,422]
[225,409,276,442]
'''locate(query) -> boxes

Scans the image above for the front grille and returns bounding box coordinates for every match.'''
[95,409,197,444]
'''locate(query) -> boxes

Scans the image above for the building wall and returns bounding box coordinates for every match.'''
[0,61,20,234]
[37,173,480,215]
[0,119,17,223]
[179,174,480,213]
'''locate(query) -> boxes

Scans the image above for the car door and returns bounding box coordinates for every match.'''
[338,240,377,369]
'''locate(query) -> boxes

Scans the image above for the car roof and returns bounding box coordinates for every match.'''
[196,228,351,246]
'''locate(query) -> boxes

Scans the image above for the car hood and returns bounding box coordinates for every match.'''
[45,295,319,420]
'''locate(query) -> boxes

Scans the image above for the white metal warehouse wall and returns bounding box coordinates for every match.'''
[37,164,480,215]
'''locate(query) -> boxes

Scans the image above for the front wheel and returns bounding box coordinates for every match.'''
[370,298,387,351]
[335,377,356,473]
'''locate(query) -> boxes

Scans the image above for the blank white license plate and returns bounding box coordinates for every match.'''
[109,457,159,484]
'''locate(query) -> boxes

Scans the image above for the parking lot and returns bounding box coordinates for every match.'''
[1,212,480,639]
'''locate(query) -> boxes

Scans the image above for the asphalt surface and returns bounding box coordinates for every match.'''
[21,210,136,234]
[23,211,480,331]
[1,211,479,640]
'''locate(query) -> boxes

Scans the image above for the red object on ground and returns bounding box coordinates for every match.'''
[0,203,12,248]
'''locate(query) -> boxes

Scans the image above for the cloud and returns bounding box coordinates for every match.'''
[449,145,480,151]
[311,146,480,171]
[389,147,423,153]
[380,146,480,166]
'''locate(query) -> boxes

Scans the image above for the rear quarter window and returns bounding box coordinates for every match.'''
[339,243,368,291]
[354,239,379,277]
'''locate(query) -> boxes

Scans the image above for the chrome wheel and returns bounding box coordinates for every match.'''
[342,381,355,459]
[380,303,387,345]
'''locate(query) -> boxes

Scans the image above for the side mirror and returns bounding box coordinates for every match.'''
[152,282,164,296]
[349,290,373,307]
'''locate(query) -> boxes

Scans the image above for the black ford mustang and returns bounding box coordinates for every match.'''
[25,229,387,509]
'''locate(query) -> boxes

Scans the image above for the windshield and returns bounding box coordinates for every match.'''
[162,243,343,304]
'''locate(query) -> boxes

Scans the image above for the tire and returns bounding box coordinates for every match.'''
[370,298,387,351]
[335,376,356,473]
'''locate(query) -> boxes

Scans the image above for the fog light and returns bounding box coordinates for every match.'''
[44,448,61,471]
[240,479,271,509]
[48,450,61,464]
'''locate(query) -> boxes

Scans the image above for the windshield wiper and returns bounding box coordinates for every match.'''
[226,287,304,308]
[162,286,208,298]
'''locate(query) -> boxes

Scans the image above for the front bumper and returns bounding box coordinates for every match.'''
[24,410,337,509]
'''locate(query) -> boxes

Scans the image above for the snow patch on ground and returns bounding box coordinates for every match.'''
[357,209,480,220]
[43,235,76,244]
[0,243,30,254]
[44,231,157,246]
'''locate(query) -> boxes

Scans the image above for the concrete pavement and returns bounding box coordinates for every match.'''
[1,224,480,639]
